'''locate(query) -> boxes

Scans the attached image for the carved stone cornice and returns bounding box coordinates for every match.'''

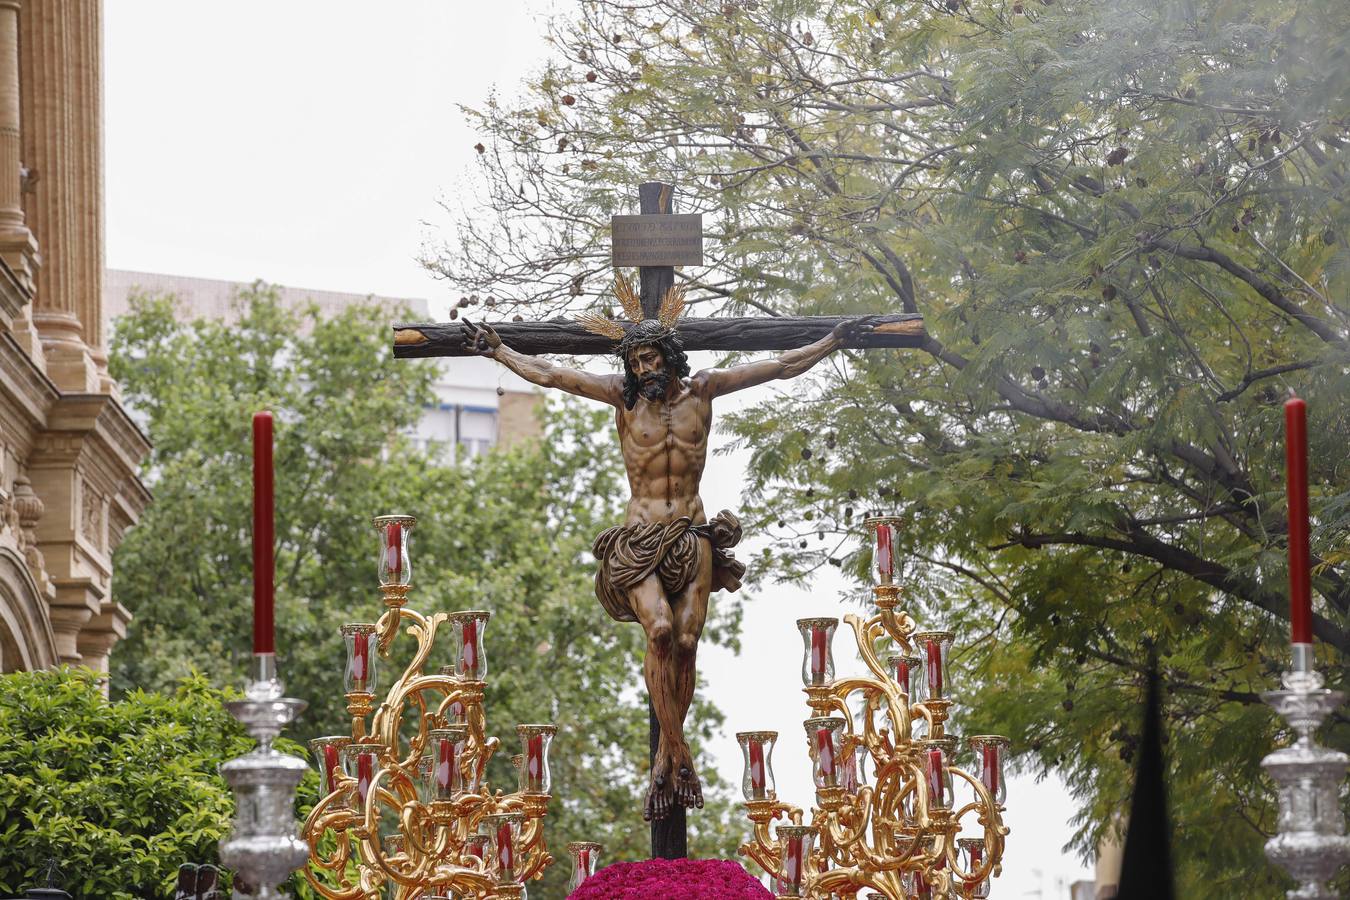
[0,329,57,448]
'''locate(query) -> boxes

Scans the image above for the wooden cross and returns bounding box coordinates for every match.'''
[392,186,924,359]
[391,183,924,859]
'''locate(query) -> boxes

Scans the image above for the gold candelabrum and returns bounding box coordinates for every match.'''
[737,516,1011,900]
[300,515,560,900]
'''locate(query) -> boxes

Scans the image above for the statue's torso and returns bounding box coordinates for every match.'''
[616,380,711,526]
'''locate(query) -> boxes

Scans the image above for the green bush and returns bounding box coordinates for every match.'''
[0,667,310,899]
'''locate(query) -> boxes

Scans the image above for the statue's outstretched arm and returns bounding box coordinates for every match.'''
[698,320,871,398]
[463,320,621,405]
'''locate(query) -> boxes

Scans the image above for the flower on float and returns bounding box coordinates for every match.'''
[567,857,774,899]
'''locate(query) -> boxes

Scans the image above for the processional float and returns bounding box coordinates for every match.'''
[737,516,1010,900]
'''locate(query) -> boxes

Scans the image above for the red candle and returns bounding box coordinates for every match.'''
[876,522,894,581]
[816,727,836,780]
[387,522,402,580]
[748,739,766,795]
[496,821,515,873]
[981,744,1000,797]
[356,751,374,803]
[926,747,945,807]
[1284,396,1312,644]
[252,411,275,654]
[527,733,544,789]
[322,744,340,794]
[926,639,944,699]
[461,620,479,677]
[437,735,456,794]
[351,633,370,691]
[810,626,828,683]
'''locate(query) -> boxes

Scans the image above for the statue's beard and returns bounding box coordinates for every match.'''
[638,372,670,400]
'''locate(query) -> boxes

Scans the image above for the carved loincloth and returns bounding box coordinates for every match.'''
[591,510,746,623]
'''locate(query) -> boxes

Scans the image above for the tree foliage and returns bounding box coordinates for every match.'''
[428,0,1350,893]
[0,668,263,899]
[107,286,742,894]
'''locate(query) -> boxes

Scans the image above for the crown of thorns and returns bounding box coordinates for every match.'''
[576,273,687,355]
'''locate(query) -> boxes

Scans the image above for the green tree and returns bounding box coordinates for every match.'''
[429,0,1350,893]
[0,668,266,899]
[108,285,742,893]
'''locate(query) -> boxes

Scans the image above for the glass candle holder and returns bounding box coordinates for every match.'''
[463,833,489,865]
[864,515,902,585]
[342,741,382,807]
[920,737,956,812]
[373,514,414,587]
[796,617,838,686]
[776,825,817,897]
[449,610,490,681]
[913,631,953,702]
[511,753,525,791]
[428,725,468,800]
[887,653,922,698]
[340,623,379,694]
[482,812,524,885]
[804,716,847,788]
[309,736,350,799]
[969,735,1010,805]
[517,724,557,794]
[839,743,868,796]
[735,731,778,801]
[567,841,602,892]
[959,838,991,898]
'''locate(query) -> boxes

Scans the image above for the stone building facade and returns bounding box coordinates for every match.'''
[0,1,149,674]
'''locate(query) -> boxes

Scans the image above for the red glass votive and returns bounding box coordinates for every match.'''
[342,742,381,806]
[865,515,902,585]
[912,631,953,701]
[517,724,557,794]
[464,834,489,864]
[428,726,468,800]
[920,738,956,812]
[777,825,816,897]
[567,841,602,892]
[309,736,350,799]
[449,610,490,681]
[804,716,846,789]
[959,838,991,898]
[970,735,1010,804]
[736,731,777,801]
[373,514,415,588]
[482,812,524,885]
[887,653,921,697]
[796,617,838,686]
[341,623,379,694]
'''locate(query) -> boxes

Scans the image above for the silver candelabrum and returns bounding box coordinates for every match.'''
[219,655,311,899]
[1262,645,1350,900]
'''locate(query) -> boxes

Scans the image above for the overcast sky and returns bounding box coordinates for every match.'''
[104,2,1094,895]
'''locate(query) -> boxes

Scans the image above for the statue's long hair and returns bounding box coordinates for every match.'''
[619,323,691,409]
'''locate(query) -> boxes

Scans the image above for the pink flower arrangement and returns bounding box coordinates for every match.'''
[568,857,773,899]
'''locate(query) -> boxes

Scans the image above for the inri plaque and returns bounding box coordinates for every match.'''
[611,214,704,267]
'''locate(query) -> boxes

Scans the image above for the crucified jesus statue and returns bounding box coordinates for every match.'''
[463,285,867,821]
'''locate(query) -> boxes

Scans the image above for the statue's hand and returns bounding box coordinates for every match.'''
[830,318,874,344]
[462,319,503,356]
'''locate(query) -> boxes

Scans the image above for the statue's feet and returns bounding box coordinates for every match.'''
[644,752,675,821]
[673,749,704,810]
